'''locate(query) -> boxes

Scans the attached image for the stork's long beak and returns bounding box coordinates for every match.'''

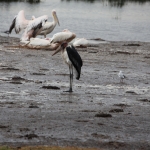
[52,45,61,56]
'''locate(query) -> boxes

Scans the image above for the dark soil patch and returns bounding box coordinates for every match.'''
[24,134,38,140]
[123,44,140,46]
[42,85,60,90]
[95,113,112,118]
[109,109,124,113]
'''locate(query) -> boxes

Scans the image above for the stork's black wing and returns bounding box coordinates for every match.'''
[66,45,83,80]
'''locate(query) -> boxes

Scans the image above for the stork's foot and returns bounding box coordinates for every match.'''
[63,89,73,93]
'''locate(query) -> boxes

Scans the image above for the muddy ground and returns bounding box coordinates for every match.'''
[0,36,150,150]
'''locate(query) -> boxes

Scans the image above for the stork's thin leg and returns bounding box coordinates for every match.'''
[71,66,73,84]
[70,66,73,91]
[64,66,73,92]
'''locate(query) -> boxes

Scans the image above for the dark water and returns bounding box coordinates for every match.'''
[0,0,150,41]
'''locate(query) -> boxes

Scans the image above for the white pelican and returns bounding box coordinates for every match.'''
[37,10,60,38]
[21,15,48,41]
[5,10,34,34]
[118,71,126,83]
[52,42,83,92]
[4,10,48,41]
[73,38,88,48]
[50,29,76,44]
[20,37,60,50]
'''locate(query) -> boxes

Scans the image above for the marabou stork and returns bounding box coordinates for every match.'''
[37,10,60,38]
[52,42,83,92]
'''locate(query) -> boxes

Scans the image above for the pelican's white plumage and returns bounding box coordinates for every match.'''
[20,37,59,49]
[5,10,48,41]
[21,15,48,41]
[14,10,27,33]
[37,10,60,38]
[5,10,29,34]
[50,29,76,44]
[73,38,88,48]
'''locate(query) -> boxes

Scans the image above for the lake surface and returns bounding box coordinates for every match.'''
[0,0,150,42]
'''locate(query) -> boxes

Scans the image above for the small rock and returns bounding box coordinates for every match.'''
[123,43,140,46]
[35,80,42,84]
[114,103,130,107]
[31,72,46,75]
[126,90,138,94]
[12,76,25,80]
[9,81,22,84]
[42,85,60,90]
[137,98,150,102]
[109,109,124,113]
[95,113,112,118]
[0,125,9,128]
[29,105,39,108]
[24,133,38,139]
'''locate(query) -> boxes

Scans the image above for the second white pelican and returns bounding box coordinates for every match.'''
[50,29,76,44]
[73,38,88,48]
[20,37,60,50]
[37,10,60,38]
[21,14,48,41]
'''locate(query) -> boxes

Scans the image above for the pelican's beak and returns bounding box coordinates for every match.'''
[52,45,61,56]
[55,14,60,26]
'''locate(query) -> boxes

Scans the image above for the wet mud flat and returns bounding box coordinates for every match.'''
[0,36,150,150]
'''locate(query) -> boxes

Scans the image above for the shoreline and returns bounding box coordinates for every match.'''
[1,35,150,43]
[0,35,150,150]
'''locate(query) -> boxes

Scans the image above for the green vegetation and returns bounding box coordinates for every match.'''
[0,146,12,150]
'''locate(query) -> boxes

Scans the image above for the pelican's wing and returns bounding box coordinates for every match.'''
[27,15,48,36]
[39,22,54,35]
[41,22,54,31]
[15,10,27,34]
[4,10,27,34]
[4,15,17,34]
[29,38,50,46]
[21,15,48,41]
[73,38,88,47]
[50,32,75,43]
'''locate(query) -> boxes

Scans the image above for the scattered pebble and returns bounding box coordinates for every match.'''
[42,85,60,90]
[24,134,38,139]
[109,109,124,113]
[95,113,112,118]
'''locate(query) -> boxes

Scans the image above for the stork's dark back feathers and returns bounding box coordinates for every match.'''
[66,45,83,80]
